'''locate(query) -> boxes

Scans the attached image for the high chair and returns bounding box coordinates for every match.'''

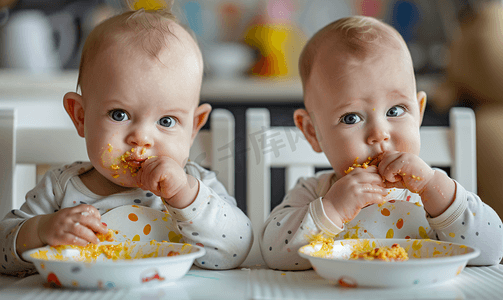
[0,108,235,219]
[244,107,477,265]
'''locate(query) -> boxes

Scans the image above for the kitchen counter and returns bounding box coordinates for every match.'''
[0,70,442,102]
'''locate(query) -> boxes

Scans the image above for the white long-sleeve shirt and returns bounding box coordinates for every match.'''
[0,161,253,275]
[260,170,503,270]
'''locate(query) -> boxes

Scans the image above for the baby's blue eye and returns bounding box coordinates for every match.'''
[109,109,129,122]
[341,113,361,124]
[158,116,176,128]
[387,106,405,117]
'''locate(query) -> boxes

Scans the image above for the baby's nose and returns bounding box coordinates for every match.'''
[367,124,390,144]
[126,129,153,147]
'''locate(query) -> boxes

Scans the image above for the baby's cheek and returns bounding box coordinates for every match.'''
[100,143,121,170]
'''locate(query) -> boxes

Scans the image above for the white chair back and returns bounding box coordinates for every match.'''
[0,108,234,219]
[245,107,477,265]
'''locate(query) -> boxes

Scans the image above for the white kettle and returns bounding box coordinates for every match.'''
[0,10,74,72]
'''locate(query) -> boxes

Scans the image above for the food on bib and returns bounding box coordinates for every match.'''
[350,243,408,262]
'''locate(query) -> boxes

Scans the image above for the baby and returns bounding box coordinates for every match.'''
[0,6,252,275]
[260,16,503,270]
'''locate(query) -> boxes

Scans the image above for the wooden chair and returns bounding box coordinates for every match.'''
[0,107,235,219]
[244,107,477,265]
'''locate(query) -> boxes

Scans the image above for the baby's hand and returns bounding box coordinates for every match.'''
[38,204,107,247]
[377,151,435,194]
[378,151,456,217]
[135,156,199,208]
[323,166,388,227]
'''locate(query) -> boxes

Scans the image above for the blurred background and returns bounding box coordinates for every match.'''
[2,0,503,218]
[0,0,476,77]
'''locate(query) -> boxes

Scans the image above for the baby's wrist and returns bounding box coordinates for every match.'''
[420,170,456,217]
[163,175,199,209]
[321,197,344,228]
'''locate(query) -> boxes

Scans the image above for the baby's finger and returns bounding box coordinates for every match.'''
[140,162,164,193]
[78,213,108,235]
[66,233,90,247]
[77,204,101,220]
[379,158,407,183]
[383,180,406,189]
[48,232,89,247]
[350,167,385,185]
[359,192,387,208]
[72,222,101,244]
[357,182,388,195]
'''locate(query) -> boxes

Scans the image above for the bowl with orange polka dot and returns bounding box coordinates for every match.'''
[100,205,182,243]
[21,205,206,289]
[298,238,480,288]
[22,240,205,289]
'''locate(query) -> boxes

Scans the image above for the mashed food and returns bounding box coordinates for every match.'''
[31,229,183,262]
[345,156,380,174]
[350,243,409,261]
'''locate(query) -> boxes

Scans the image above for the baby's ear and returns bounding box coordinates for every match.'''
[293,108,323,153]
[417,91,427,125]
[63,92,85,137]
[191,103,212,142]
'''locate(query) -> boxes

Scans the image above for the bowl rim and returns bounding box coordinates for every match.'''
[298,238,481,266]
[22,241,206,266]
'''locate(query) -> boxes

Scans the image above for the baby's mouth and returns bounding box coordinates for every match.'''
[367,153,383,166]
[344,154,383,174]
[124,157,146,168]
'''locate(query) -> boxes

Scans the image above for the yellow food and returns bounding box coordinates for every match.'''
[306,234,335,258]
[96,229,116,242]
[350,243,409,261]
[30,229,184,262]
[345,156,380,174]
[305,236,409,262]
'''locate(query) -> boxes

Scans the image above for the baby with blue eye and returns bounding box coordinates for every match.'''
[0,6,252,275]
[260,16,503,270]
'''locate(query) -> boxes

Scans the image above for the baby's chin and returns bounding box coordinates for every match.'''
[101,170,139,188]
[110,178,140,189]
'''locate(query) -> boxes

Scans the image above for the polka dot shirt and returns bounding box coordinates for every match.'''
[0,162,253,275]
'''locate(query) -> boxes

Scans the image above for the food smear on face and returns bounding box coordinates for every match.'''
[106,145,156,179]
[349,243,409,261]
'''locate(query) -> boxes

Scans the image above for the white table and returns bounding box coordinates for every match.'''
[1,264,502,300]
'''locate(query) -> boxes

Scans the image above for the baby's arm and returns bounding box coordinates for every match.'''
[428,182,503,265]
[0,168,107,274]
[16,204,106,254]
[379,151,503,264]
[261,174,343,270]
[162,162,253,269]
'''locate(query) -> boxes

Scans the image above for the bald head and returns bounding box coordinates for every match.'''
[299,16,411,107]
[77,9,203,94]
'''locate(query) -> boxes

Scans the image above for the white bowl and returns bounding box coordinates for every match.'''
[22,241,205,289]
[298,238,480,288]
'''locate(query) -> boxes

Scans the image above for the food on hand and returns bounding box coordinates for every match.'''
[345,156,381,174]
[96,229,116,242]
